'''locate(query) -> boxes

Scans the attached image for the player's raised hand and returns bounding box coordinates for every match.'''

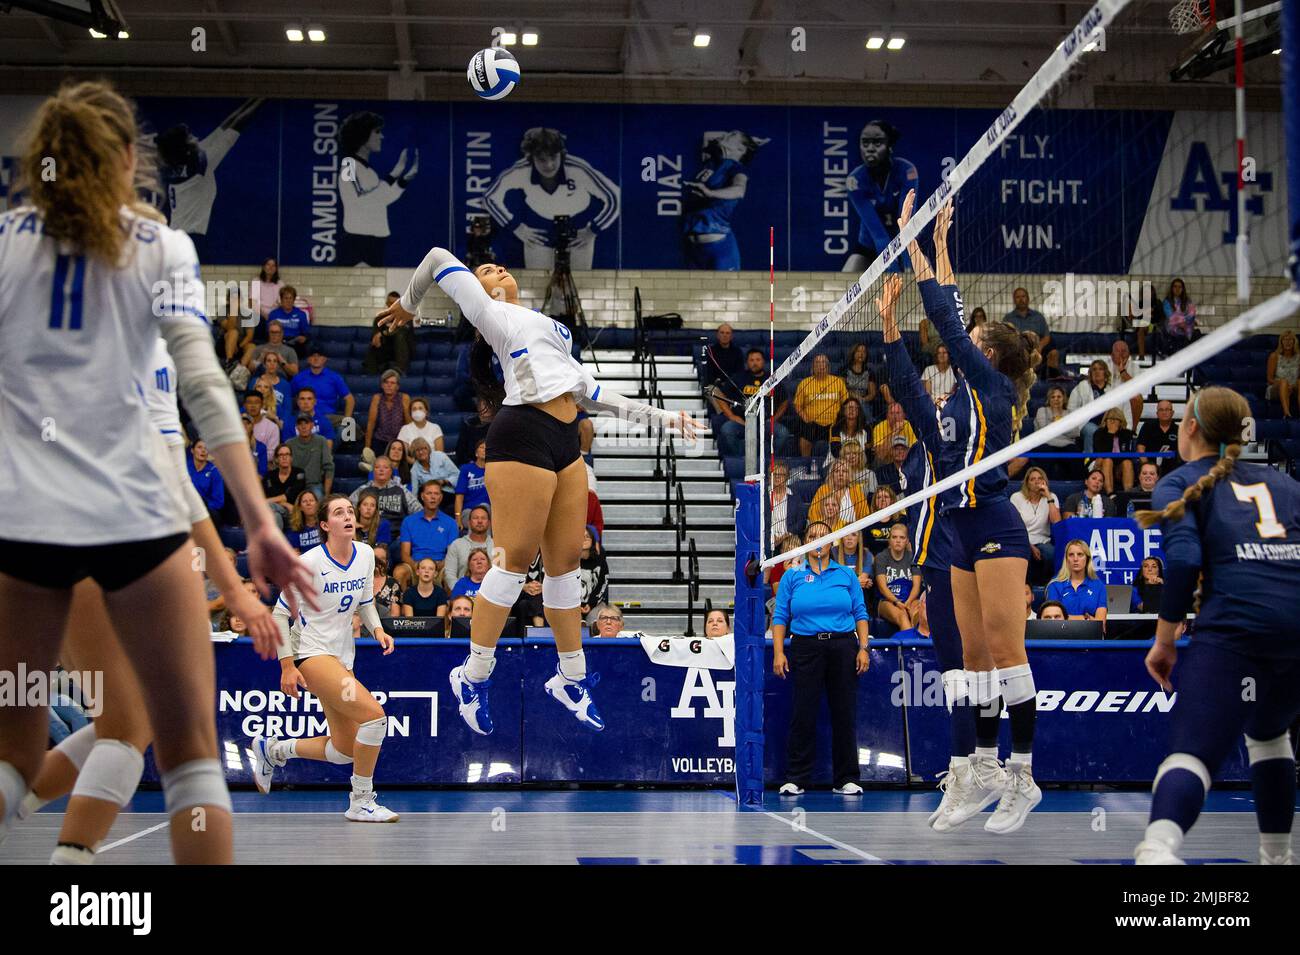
[246,523,319,617]
[897,188,917,231]
[1145,639,1177,692]
[933,199,954,247]
[376,296,415,332]
[876,272,904,340]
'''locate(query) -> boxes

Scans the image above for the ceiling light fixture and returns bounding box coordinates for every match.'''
[285,25,304,42]
[522,30,538,46]
[694,31,711,48]
[307,25,326,42]
[866,35,885,50]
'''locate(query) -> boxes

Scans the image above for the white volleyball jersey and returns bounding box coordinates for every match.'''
[0,205,210,544]
[167,127,238,235]
[278,541,375,671]
[145,337,186,448]
[339,160,402,238]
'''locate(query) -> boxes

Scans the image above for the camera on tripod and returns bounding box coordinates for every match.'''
[551,214,578,254]
[465,215,495,269]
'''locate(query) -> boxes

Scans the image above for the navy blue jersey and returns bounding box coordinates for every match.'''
[920,279,1018,510]
[683,157,744,237]
[1155,457,1300,658]
[882,337,950,572]
[846,157,919,253]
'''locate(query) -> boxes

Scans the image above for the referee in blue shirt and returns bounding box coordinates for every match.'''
[772,520,871,795]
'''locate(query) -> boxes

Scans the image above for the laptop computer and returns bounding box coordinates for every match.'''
[1026,620,1105,640]
[1106,584,1134,615]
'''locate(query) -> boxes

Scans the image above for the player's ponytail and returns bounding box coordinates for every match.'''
[469,331,506,411]
[1135,386,1251,529]
[981,322,1040,412]
[18,81,161,265]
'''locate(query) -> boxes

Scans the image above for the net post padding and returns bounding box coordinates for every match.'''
[761,289,1300,570]
[747,0,1132,414]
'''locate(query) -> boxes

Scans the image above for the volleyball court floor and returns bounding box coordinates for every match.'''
[1,789,1279,864]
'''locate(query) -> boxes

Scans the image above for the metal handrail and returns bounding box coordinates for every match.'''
[662,432,676,527]
[683,537,700,637]
[671,480,686,582]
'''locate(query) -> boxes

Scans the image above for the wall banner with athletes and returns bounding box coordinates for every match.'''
[0,95,1282,275]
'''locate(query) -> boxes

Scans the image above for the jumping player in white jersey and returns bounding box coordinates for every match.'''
[8,338,280,864]
[376,248,694,736]
[0,81,314,864]
[251,495,399,822]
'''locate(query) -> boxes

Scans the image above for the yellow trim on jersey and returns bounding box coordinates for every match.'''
[916,449,937,566]
[965,386,988,506]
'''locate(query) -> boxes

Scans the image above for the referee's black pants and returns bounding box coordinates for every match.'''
[785,635,860,788]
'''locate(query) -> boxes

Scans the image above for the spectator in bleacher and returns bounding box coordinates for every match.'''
[768,533,802,593]
[1024,583,1037,620]
[1032,385,1081,480]
[811,459,871,527]
[590,604,633,639]
[254,257,283,321]
[839,440,878,495]
[450,548,492,599]
[397,397,445,454]
[968,306,988,329]
[397,480,458,574]
[1063,467,1117,518]
[355,489,394,549]
[355,456,420,528]
[241,414,269,477]
[443,504,493,591]
[455,397,495,465]
[872,434,910,492]
[586,464,605,538]
[448,594,475,621]
[1135,398,1181,477]
[244,320,300,377]
[455,439,490,525]
[266,285,312,355]
[242,389,280,457]
[364,291,414,375]
[1130,556,1164,615]
[813,493,848,534]
[713,348,791,458]
[833,529,874,605]
[284,413,334,498]
[287,489,323,553]
[282,390,336,446]
[291,346,354,425]
[1038,601,1067,621]
[1004,286,1054,369]
[1115,461,1160,519]
[252,350,292,421]
[1010,466,1062,584]
[870,401,916,463]
[363,369,411,456]
[704,323,745,386]
[827,397,872,461]
[401,558,449,618]
[408,436,459,496]
[1103,338,1145,429]
[1159,277,1198,353]
[793,353,849,457]
[218,287,255,370]
[578,525,610,618]
[705,609,731,639]
[204,548,238,629]
[372,555,402,617]
[1068,360,1118,449]
[1091,407,1136,494]
[1266,329,1299,418]
[372,439,412,487]
[373,542,409,592]
[875,523,922,632]
[921,344,956,405]
[1045,540,1107,623]
[263,444,307,525]
[187,439,225,523]
[840,343,881,412]
[511,553,546,629]
[866,486,900,553]
[768,461,806,545]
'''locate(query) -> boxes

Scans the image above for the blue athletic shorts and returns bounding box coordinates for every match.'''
[944,498,1032,572]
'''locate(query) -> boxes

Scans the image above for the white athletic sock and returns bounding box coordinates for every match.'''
[1261,832,1291,856]
[50,844,95,865]
[465,642,497,682]
[1009,751,1032,769]
[351,774,373,795]
[21,790,48,818]
[974,746,999,760]
[1144,818,1185,851]
[558,649,587,682]
[269,739,298,763]
[950,755,970,769]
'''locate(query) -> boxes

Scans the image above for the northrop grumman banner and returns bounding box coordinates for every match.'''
[0,95,1282,275]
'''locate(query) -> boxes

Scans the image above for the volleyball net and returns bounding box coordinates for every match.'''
[748,0,1299,572]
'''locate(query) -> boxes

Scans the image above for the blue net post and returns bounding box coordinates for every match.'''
[733,481,765,807]
[1285,0,1300,287]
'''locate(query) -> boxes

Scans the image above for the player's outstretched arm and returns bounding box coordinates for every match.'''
[933,200,956,287]
[896,190,934,282]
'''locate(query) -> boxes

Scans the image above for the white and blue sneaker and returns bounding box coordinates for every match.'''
[544,667,604,731]
[450,662,494,736]
[345,790,399,823]
[249,735,282,795]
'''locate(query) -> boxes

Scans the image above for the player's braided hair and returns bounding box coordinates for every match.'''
[980,322,1040,412]
[1135,387,1250,530]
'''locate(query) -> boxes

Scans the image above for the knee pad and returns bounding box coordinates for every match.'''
[542,568,582,610]
[1245,732,1294,765]
[941,669,969,713]
[355,716,388,748]
[324,740,354,765]
[966,669,1001,706]
[1153,752,1211,794]
[0,761,25,823]
[71,739,145,807]
[54,723,98,771]
[161,758,232,817]
[998,663,1036,706]
[478,565,527,609]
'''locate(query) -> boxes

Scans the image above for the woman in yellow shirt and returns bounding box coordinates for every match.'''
[810,459,872,527]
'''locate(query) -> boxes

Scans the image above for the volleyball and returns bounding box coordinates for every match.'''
[468,48,520,100]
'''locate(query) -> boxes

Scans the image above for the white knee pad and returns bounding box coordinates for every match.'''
[966,669,1001,706]
[0,761,25,823]
[54,724,98,772]
[478,566,527,609]
[71,739,145,807]
[542,568,582,610]
[1245,732,1294,765]
[998,663,1036,706]
[161,758,232,817]
[355,716,388,748]
[1153,752,1212,794]
[324,740,354,765]
[941,669,969,713]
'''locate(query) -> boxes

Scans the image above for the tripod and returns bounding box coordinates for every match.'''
[543,237,600,370]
